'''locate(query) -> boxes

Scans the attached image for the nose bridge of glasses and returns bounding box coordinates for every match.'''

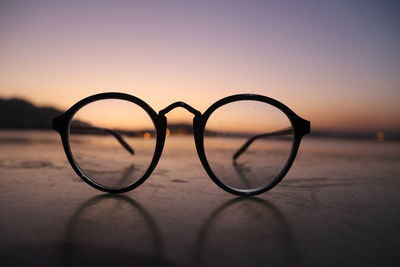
[159,102,201,116]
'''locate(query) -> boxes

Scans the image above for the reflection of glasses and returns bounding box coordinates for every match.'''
[53,93,310,196]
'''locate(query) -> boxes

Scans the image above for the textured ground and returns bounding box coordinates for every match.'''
[1,131,400,266]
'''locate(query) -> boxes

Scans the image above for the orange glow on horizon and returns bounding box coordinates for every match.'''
[0,1,399,133]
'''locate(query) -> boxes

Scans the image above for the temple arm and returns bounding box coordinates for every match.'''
[232,127,292,161]
[70,125,135,155]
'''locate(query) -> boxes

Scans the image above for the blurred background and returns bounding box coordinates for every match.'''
[0,0,399,137]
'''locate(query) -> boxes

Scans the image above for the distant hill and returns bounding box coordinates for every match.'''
[0,98,62,129]
[1,97,398,141]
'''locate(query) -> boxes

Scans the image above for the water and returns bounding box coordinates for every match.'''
[1,130,398,183]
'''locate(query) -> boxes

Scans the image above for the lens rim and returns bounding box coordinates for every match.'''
[54,93,310,195]
[53,93,167,193]
[194,94,310,196]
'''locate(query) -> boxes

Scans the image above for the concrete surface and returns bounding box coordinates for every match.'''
[1,131,400,266]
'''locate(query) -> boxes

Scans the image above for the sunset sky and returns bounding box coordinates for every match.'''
[0,0,399,131]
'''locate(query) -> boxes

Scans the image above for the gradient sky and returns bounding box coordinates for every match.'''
[0,0,399,131]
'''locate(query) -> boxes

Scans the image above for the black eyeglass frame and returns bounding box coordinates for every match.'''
[53,92,310,196]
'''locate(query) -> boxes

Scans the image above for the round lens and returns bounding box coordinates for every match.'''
[68,99,156,189]
[204,100,294,192]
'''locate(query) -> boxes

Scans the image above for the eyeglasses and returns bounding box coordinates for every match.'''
[53,93,310,196]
